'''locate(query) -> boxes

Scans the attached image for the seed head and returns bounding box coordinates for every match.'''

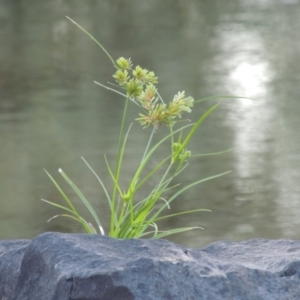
[138,84,157,110]
[116,57,132,70]
[133,66,158,84]
[137,104,168,128]
[113,69,129,85]
[168,91,194,118]
[125,78,143,97]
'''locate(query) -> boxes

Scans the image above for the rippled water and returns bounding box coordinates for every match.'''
[1,0,300,247]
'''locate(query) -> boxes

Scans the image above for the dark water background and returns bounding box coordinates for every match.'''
[1,0,300,247]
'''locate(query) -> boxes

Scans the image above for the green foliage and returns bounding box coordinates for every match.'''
[43,17,238,239]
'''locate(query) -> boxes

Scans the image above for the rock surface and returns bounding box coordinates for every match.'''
[0,232,300,299]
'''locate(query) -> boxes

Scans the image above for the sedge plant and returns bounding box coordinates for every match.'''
[42,17,237,239]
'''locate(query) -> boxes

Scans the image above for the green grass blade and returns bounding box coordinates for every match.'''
[152,170,232,221]
[129,123,194,194]
[41,199,92,233]
[120,184,170,238]
[135,156,171,192]
[192,147,234,157]
[167,170,231,204]
[81,157,112,209]
[47,213,96,234]
[153,209,211,222]
[59,168,104,235]
[174,103,220,162]
[41,199,77,215]
[104,155,124,198]
[66,17,117,68]
[44,169,80,215]
[81,156,118,228]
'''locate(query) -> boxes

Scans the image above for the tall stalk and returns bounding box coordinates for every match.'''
[110,96,129,236]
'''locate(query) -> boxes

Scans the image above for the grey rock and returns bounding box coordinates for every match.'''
[0,232,300,299]
[0,239,30,297]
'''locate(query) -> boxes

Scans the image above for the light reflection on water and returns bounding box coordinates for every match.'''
[1,0,300,247]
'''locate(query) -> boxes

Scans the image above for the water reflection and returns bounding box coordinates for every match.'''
[1,0,300,247]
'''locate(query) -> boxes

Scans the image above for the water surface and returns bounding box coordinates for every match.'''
[1,0,300,247]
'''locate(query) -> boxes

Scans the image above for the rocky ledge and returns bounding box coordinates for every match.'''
[0,232,300,299]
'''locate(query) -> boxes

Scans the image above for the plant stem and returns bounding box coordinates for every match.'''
[114,202,127,237]
[141,126,156,163]
[66,16,117,68]
[157,162,173,191]
[110,96,129,236]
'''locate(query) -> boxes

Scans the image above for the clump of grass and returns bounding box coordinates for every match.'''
[42,17,240,239]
